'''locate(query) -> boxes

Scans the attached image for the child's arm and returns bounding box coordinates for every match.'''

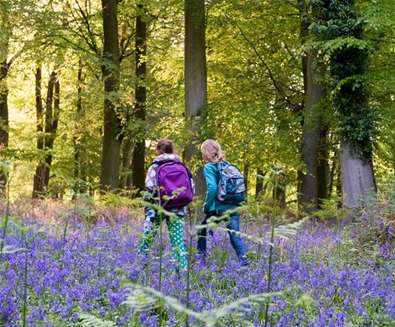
[145,165,157,192]
[144,165,157,202]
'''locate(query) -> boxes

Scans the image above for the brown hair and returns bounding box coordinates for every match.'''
[201,139,224,163]
[156,139,174,154]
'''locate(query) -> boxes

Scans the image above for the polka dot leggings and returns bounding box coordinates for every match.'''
[138,209,188,270]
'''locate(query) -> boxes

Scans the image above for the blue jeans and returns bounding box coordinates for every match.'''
[197,211,247,260]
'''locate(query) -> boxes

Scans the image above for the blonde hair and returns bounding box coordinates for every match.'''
[201,139,224,163]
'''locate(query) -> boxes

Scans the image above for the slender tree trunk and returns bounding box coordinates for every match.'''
[45,72,60,185]
[131,3,147,194]
[0,61,9,196]
[35,67,44,149]
[0,63,9,148]
[273,182,286,209]
[0,1,10,196]
[243,162,249,193]
[100,0,121,191]
[120,136,133,189]
[336,159,342,208]
[328,148,338,197]
[255,169,264,198]
[296,170,303,210]
[33,67,45,197]
[185,0,207,197]
[49,77,61,198]
[73,59,87,195]
[300,52,323,212]
[74,62,82,189]
[33,70,60,197]
[41,70,56,190]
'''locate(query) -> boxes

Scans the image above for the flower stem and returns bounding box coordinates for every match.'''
[264,216,275,327]
[186,208,193,327]
[0,177,10,259]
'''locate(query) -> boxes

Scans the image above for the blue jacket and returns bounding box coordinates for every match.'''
[203,162,238,214]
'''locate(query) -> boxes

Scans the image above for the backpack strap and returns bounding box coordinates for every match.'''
[216,161,228,174]
[153,159,175,167]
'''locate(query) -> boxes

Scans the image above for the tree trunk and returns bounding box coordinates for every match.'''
[243,162,249,193]
[0,63,9,148]
[120,136,133,189]
[341,142,376,208]
[255,169,264,198]
[185,0,208,197]
[131,3,147,194]
[336,158,342,208]
[35,67,44,149]
[272,167,286,209]
[45,72,60,185]
[273,182,286,209]
[0,61,9,196]
[317,126,329,206]
[328,148,338,197]
[100,0,121,191]
[48,76,61,197]
[0,1,10,196]
[322,1,377,208]
[300,52,323,213]
[298,1,327,213]
[33,67,45,197]
[73,59,87,195]
[33,70,60,198]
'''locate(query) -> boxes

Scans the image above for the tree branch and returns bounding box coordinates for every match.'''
[232,20,287,99]
[119,29,135,62]
[8,45,26,67]
[74,0,100,54]
[226,15,302,111]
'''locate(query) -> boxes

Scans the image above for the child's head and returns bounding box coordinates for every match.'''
[201,139,224,163]
[156,139,174,155]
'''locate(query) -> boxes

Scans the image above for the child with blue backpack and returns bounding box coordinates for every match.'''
[138,139,194,270]
[198,139,248,266]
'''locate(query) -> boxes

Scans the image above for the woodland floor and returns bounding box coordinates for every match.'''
[0,201,394,327]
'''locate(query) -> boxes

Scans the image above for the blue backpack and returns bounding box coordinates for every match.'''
[217,161,246,205]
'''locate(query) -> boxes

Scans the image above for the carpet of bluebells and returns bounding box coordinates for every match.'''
[0,202,394,327]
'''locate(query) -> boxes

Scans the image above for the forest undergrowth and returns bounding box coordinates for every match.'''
[0,189,394,327]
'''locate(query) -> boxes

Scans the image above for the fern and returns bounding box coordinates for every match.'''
[79,313,116,327]
[122,287,158,312]
[0,243,26,254]
[123,283,281,327]
[196,213,309,243]
[272,217,309,241]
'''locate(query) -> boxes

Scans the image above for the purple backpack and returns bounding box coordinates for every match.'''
[156,161,193,209]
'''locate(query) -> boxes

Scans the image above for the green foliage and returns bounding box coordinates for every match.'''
[79,313,116,327]
[0,242,25,254]
[309,0,390,160]
[1,0,394,201]
[202,0,303,189]
[122,283,281,327]
[314,196,349,221]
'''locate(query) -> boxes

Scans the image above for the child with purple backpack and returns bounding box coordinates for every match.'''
[138,139,194,270]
